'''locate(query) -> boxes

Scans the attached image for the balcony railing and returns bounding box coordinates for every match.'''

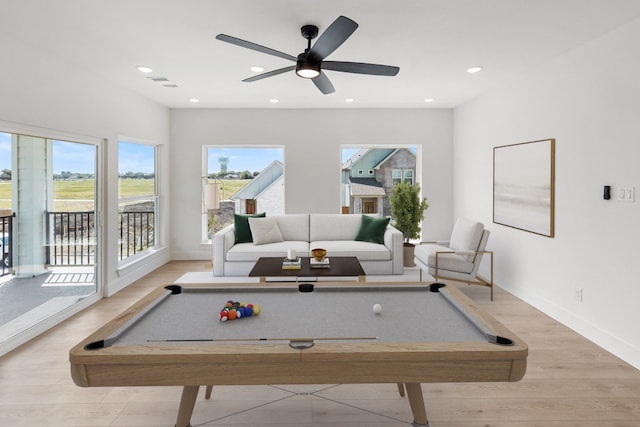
[44,210,155,266]
[46,211,95,266]
[1,213,13,277]
[1,210,155,270]
[118,211,155,261]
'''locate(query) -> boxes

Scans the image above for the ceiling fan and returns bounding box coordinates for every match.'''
[216,15,400,94]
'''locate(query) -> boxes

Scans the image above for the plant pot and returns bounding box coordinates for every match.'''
[403,242,416,267]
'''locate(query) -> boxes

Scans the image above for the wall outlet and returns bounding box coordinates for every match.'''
[574,287,583,302]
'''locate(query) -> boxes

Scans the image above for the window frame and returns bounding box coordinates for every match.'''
[117,139,159,264]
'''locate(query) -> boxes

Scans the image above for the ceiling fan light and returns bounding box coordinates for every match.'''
[295,53,321,79]
[296,67,320,78]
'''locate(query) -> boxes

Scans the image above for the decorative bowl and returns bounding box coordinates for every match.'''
[311,248,327,261]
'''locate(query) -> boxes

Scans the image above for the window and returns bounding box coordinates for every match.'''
[404,169,414,185]
[203,147,284,242]
[392,169,414,186]
[118,140,157,261]
[341,146,420,217]
[392,169,402,186]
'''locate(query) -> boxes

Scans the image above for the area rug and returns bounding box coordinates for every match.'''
[176,267,421,284]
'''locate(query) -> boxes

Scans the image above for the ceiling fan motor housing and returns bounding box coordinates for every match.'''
[300,24,319,40]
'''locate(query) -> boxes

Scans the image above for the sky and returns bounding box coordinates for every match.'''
[207,147,284,174]
[0,133,10,171]
[0,133,155,174]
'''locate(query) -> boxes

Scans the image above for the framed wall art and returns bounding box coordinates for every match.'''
[493,138,555,237]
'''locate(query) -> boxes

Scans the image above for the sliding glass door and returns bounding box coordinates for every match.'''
[0,131,101,349]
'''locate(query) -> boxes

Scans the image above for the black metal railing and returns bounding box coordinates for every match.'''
[118,211,155,261]
[46,211,95,266]
[43,210,155,265]
[1,213,14,276]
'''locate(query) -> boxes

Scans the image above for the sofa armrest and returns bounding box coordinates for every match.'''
[213,224,236,276]
[384,224,404,274]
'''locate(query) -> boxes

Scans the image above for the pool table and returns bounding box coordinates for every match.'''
[70,282,527,427]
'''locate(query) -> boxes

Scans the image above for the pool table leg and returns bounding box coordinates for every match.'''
[175,385,199,427]
[405,383,429,426]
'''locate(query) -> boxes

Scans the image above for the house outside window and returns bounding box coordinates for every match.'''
[203,147,284,242]
[341,147,418,217]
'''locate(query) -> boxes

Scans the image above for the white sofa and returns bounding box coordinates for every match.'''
[213,214,404,276]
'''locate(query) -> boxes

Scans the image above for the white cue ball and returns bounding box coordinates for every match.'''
[373,303,382,314]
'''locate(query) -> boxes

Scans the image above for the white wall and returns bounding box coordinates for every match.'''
[454,18,640,368]
[0,32,171,296]
[169,108,453,260]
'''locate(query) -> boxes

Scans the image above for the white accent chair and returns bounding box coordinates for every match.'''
[414,218,494,300]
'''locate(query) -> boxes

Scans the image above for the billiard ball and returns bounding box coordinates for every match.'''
[373,303,382,314]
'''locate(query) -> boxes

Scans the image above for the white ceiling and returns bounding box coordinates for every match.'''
[2,0,640,109]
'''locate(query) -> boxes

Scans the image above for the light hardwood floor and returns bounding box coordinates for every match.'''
[1,260,639,426]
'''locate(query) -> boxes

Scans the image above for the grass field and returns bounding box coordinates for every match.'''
[0,179,251,211]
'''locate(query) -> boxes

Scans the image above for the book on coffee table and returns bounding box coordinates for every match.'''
[310,257,330,269]
[282,258,301,270]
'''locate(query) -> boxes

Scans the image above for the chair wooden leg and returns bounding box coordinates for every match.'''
[397,382,405,397]
[205,385,213,399]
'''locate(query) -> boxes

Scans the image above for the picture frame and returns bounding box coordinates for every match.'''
[493,139,555,237]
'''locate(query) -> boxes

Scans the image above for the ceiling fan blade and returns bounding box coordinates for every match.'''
[309,16,358,60]
[216,34,296,62]
[322,61,400,76]
[312,72,335,94]
[242,66,295,82]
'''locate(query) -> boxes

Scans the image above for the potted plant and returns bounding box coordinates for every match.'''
[389,182,429,267]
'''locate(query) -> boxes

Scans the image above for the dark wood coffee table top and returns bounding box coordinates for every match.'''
[248,256,366,282]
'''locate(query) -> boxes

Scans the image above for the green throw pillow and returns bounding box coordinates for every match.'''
[234,213,266,243]
[355,215,390,244]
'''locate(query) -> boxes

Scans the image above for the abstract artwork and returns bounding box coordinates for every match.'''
[493,139,555,237]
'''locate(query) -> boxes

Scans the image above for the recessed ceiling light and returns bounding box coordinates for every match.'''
[424,98,435,103]
[250,66,265,73]
[189,98,200,103]
[345,98,355,103]
[466,66,483,74]
[269,98,279,103]
[137,65,153,73]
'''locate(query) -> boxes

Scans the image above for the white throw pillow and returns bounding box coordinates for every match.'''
[248,216,284,245]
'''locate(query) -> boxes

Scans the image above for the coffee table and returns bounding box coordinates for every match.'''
[249,256,366,283]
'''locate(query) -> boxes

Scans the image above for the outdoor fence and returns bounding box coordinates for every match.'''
[44,210,155,266]
[1,213,13,276]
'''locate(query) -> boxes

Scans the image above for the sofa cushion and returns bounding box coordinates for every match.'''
[274,214,310,242]
[311,240,391,261]
[249,217,284,245]
[415,243,474,274]
[234,213,266,244]
[226,241,310,262]
[355,215,390,244]
[310,214,363,241]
